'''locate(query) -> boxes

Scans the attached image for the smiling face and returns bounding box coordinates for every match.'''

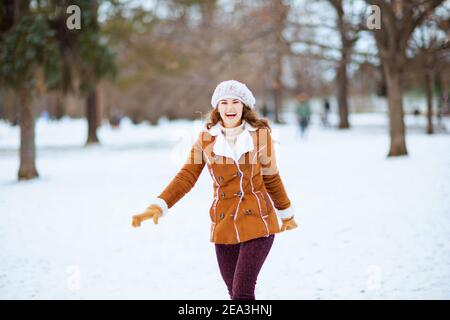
[217,98,244,128]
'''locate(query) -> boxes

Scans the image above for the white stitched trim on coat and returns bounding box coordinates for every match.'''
[232,160,244,243]
[208,167,219,239]
[203,151,218,241]
[275,206,295,220]
[151,197,169,217]
[251,149,269,235]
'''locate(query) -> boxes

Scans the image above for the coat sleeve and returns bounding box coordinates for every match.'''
[258,128,295,220]
[156,132,206,212]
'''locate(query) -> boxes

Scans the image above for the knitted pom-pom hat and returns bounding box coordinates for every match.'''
[211,80,256,109]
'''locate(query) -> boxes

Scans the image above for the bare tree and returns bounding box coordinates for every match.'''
[267,0,290,123]
[18,87,39,179]
[409,9,450,134]
[365,0,444,156]
[328,0,361,129]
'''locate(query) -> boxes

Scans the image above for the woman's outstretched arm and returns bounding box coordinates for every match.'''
[258,128,295,221]
[132,132,206,227]
[155,131,206,213]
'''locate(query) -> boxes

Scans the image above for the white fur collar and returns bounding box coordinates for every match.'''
[207,120,257,162]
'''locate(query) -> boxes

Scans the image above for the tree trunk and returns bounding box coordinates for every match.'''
[271,31,283,124]
[199,0,216,28]
[272,59,282,124]
[337,59,350,128]
[425,71,434,134]
[384,64,408,157]
[271,0,287,124]
[435,70,442,112]
[18,88,39,180]
[86,87,99,144]
[332,0,351,129]
[54,93,65,120]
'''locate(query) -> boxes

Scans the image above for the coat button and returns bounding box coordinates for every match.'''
[221,191,225,198]
[244,209,252,215]
[219,212,225,219]
[235,191,242,197]
[218,176,224,183]
[235,172,242,177]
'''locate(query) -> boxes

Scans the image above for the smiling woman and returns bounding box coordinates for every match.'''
[131,79,298,300]
[218,98,244,128]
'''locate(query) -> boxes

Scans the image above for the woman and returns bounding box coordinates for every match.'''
[131,80,298,300]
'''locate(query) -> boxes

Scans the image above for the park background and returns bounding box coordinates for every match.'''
[0,0,449,299]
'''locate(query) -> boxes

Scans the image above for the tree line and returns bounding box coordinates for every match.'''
[0,0,449,180]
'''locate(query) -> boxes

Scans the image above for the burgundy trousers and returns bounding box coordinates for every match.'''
[214,234,275,300]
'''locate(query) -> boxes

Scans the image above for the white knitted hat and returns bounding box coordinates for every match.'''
[211,80,256,109]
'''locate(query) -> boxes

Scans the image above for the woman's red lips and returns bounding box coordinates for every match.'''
[226,112,237,118]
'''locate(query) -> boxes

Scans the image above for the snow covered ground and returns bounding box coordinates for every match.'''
[0,112,449,300]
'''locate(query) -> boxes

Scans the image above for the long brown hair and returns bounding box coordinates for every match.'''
[206,105,271,132]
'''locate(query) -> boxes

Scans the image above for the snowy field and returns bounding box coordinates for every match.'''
[0,112,449,300]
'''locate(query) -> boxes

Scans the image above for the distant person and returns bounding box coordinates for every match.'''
[321,98,331,127]
[441,94,450,115]
[261,102,269,117]
[40,111,50,122]
[110,108,123,129]
[11,113,19,126]
[437,94,449,132]
[295,93,311,137]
